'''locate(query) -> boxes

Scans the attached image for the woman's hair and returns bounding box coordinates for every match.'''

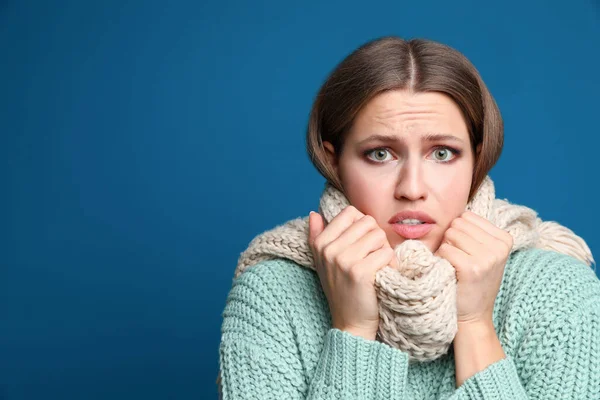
[305,36,503,203]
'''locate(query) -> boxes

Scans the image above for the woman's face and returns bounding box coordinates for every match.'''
[323,89,478,253]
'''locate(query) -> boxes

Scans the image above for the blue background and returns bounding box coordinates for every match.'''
[2,0,599,399]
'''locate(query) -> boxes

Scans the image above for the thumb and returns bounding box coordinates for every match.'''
[308,211,325,248]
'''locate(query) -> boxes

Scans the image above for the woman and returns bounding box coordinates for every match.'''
[218,36,599,399]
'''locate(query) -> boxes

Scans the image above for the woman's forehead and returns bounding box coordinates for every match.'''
[349,91,470,144]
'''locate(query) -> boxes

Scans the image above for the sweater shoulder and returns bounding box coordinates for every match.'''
[224,258,328,329]
[505,247,599,301]
[498,247,600,332]
[233,258,323,300]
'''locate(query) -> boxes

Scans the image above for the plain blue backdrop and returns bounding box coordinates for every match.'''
[2,0,599,399]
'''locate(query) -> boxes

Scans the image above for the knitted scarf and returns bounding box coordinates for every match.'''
[233,175,595,362]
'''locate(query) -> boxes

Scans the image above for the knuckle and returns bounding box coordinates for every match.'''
[361,214,376,227]
[470,263,483,277]
[342,206,355,215]
[322,244,335,264]
[339,206,363,222]
[347,266,362,282]
[333,252,347,267]
[345,205,360,216]
[374,229,387,243]
[337,207,354,220]
[313,236,323,251]
[364,214,376,224]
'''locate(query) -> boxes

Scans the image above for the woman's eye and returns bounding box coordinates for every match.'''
[365,146,459,163]
[366,148,392,162]
[432,147,455,162]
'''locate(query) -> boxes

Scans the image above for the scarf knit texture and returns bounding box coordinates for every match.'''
[232,175,595,362]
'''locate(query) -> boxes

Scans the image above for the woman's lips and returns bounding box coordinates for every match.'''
[391,223,434,239]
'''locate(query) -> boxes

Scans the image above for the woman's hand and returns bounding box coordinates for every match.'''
[435,210,514,325]
[308,206,397,341]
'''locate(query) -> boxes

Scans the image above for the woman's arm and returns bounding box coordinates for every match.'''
[306,329,410,399]
[453,319,507,388]
[447,298,600,399]
[218,263,411,400]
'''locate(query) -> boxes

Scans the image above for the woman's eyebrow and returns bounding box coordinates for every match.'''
[357,133,465,145]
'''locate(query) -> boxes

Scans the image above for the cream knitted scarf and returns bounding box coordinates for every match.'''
[233,175,595,362]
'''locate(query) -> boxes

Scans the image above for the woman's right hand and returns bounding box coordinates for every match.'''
[308,206,397,341]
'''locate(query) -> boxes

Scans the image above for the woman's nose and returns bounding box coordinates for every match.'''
[393,158,428,202]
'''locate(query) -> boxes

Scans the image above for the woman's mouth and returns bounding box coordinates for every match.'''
[391,222,434,239]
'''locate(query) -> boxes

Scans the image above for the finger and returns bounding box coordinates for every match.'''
[351,227,388,260]
[315,206,365,249]
[443,226,485,257]
[334,227,388,271]
[462,211,511,245]
[308,211,325,249]
[352,247,395,281]
[309,212,331,284]
[449,217,489,245]
[328,214,380,256]
[435,242,470,275]
[451,217,513,257]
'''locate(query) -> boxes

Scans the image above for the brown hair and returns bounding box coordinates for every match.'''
[305,36,503,203]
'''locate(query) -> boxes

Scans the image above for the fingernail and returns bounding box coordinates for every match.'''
[309,211,315,216]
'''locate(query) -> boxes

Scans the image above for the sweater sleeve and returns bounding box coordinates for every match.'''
[306,329,409,399]
[447,299,600,399]
[218,266,410,399]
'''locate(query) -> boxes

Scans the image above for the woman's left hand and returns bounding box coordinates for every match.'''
[435,210,514,325]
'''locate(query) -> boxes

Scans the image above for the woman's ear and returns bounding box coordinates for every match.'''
[323,141,338,174]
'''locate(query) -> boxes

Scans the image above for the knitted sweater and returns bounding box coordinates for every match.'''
[218,247,600,399]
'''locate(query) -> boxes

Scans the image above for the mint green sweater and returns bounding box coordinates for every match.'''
[218,248,600,399]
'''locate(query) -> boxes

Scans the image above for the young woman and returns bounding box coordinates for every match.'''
[218,36,599,399]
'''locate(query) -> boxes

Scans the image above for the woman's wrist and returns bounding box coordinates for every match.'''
[456,317,494,331]
[453,318,506,387]
[334,325,377,341]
